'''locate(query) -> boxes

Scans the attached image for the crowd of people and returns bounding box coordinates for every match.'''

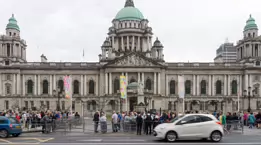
[0,110,81,133]
[93,110,261,135]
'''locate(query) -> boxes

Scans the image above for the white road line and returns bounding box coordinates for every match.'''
[77,139,102,142]
[1,142,259,145]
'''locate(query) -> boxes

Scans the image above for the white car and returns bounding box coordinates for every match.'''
[153,114,224,142]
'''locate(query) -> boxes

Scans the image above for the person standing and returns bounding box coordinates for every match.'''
[112,111,118,132]
[136,112,143,135]
[145,113,152,135]
[248,112,256,129]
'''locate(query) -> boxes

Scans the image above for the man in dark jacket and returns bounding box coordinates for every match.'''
[93,111,100,133]
[145,113,152,135]
[136,112,143,135]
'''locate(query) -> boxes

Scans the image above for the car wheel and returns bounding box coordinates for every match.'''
[13,134,20,137]
[0,130,9,138]
[165,131,177,142]
[210,131,222,142]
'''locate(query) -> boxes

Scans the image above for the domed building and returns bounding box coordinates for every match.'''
[0,0,260,115]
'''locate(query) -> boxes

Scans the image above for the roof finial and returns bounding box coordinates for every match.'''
[124,0,135,7]
[250,14,252,18]
[12,13,14,17]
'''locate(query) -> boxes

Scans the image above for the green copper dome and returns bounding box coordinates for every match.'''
[115,0,144,21]
[244,14,258,31]
[6,14,20,31]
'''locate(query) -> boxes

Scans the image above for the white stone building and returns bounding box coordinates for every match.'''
[0,0,261,115]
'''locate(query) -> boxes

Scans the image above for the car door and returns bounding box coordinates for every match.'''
[175,115,201,139]
[198,115,215,137]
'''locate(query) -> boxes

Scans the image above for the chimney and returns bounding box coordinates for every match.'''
[41,54,48,62]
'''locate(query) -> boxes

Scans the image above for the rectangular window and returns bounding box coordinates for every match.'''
[25,101,28,109]
[40,101,44,108]
[5,100,9,110]
[62,101,65,110]
[46,101,50,110]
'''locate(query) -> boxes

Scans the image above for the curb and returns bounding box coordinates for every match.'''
[22,130,42,133]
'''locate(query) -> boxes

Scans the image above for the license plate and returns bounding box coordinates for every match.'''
[16,126,21,128]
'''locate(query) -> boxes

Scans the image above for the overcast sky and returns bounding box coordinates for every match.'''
[0,0,260,62]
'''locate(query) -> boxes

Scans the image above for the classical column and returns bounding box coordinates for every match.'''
[193,75,196,95]
[127,36,129,51]
[112,36,115,49]
[166,75,168,96]
[0,74,2,96]
[227,75,231,96]
[208,75,211,95]
[49,75,52,95]
[121,37,124,51]
[132,36,135,51]
[196,75,200,95]
[158,73,161,94]
[12,74,16,95]
[212,75,215,96]
[53,75,56,90]
[38,75,41,95]
[239,75,242,95]
[244,74,248,92]
[96,74,99,96]
[34,75,37,95]
[16,74,20,95]
[84,75,87,96]
[22,75,25,96]
[147,36,150,51]
[81,75,84,95]
[109,73,112,94]
[138,72,140,83]
[142,73,144,85]
[105,73,108,94]
[137,37,140,51]
[224,75,227,96]
[154,73,157,94]
[249,74,252,95]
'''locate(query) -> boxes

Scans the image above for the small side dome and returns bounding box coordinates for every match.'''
[6,14,20,31]
[244,14,258,32]
[153,37,163,47]
[102,38,111,47]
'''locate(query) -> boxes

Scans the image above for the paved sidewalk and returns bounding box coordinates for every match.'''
[243,126,261,135]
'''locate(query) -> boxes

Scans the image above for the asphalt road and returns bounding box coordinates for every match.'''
[0,132,261,145]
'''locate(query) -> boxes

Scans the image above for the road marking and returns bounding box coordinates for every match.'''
[10,138,54,142]
[0,139,12,144]
[1,143,259,145]
[77,139,102,142]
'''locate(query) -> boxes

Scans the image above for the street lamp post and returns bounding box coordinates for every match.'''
[53,88,64,111]
[243,86,255,113]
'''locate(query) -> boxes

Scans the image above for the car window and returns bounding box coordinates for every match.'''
[180,115,201,124]
[8,118,19,124]
[170,115,184,123]
[0,119,6,124]
[199,115,213,122]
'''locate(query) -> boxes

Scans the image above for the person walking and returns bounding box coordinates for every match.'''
[93,111,100,133]
[136,112,143,135]
[248,112,256,129]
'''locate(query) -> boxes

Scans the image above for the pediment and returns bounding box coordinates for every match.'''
[105,53,161,67]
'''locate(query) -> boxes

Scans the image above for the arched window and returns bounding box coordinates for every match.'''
[216,80,222,95]
[114,78,120,93]
[89,80,95,94]
[185,80,191,95]
[5,83,11,95]
[27,80,33,94]
[58,80,64,92]
[43,80,49,94]
[145,79,152,90]
[169,80,175,94]
[231,80,237,95]
[73,80,79,94]
[200,80,207,95]
[130,78,136,83]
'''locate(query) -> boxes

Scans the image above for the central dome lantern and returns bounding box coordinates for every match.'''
[115,0,144,21]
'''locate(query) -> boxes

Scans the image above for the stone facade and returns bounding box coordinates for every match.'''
[0,1,261,116]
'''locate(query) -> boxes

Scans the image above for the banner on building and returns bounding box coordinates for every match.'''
[120,75,127,99]
[178,75,185,98]
[64,75,72,100]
